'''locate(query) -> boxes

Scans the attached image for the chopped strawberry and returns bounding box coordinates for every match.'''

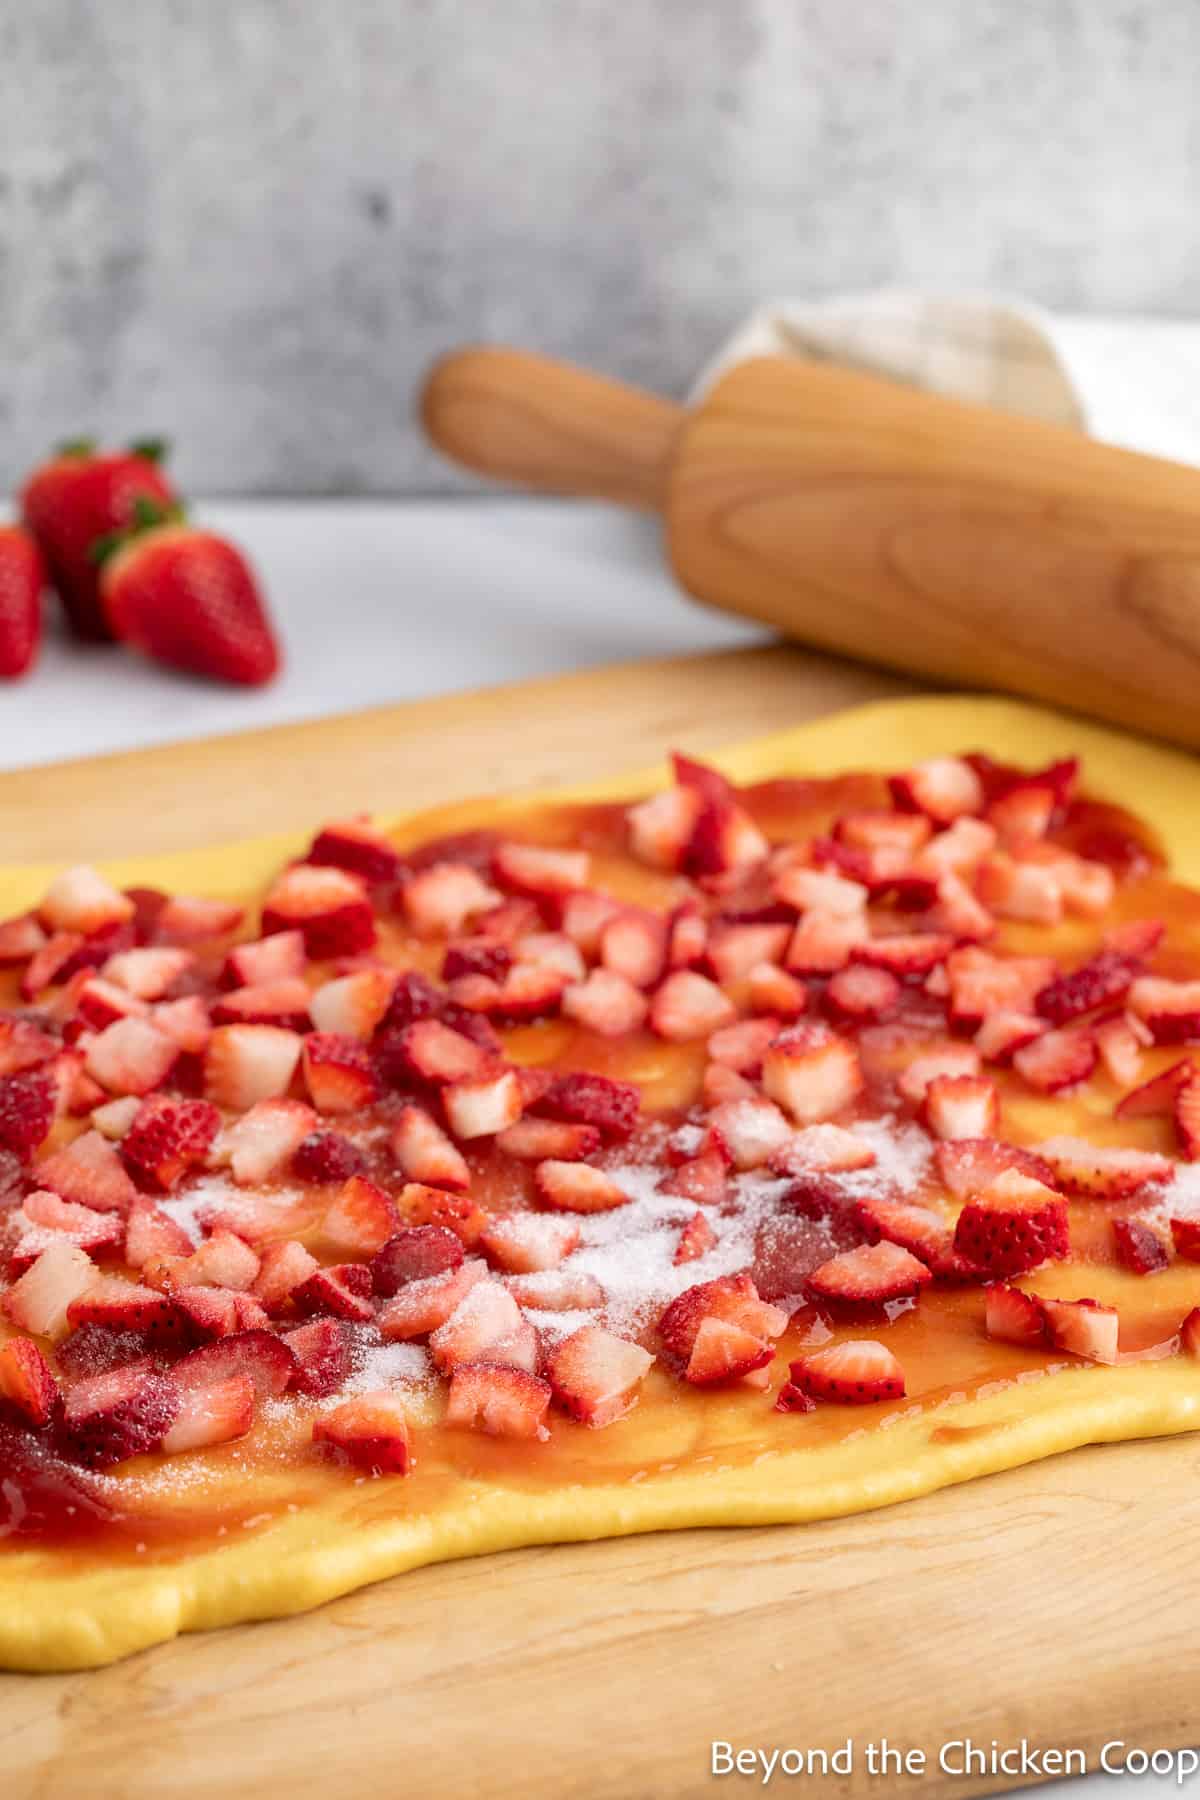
[0,1069,57,1158]
[61,1360,179,1467]
[558,889,623,954]
[774,1380,817,1414]
[532,1071,640,1141]
[203,1021,302,1111]
[535,1160,629,1213]
[946,947,1057,1030]
[403,862,499,938]
[82,1015,178,1096]
[772,865,868,919]
[648,970,736,1042]
[1013,1026,1097,1093]
[506,1268,604,1310]
[102,946,192,1001]
[934,1136,1058,1198]
[684,1315,775,1387]
[251,1239,320,1311]
[977,853,1064,925]
[91,1096,143,1140]
[261,864,375,960]
[1112,1218,1171,1275]
[215,1096,317,1185]
[1035,950,1140,1028]
[679,782,768,882]
[1088,1011,1146,1088]
[626,785,704,871]
[123,1200,194,1268]
[387,1105,467,1191]
[851,1197,968,1280]
[702,1064,755,1107]
[212,978,312,1031]
[1033,1135,1170,1199]
[984,1283,1048,1347]
[73,975,149,1031]
[174,1229,261,1291]
[442,1068,524,1139]
[313,1391,412,1473]
[39,865,135,938]
[152,994,213,1055]
[914,816,997,876]
[974,1010,1046,1065]
[658,1273,786,1361]
[2,1239,95,1336]
[373,1222,469,1295]
[319,1174,396,1259]
[953,1170,1069,1276]
[705,1095,792,1170]
[300,1031,380,1114]
[705,1015,779,1078]
[1041,1295,1120,1363]
[21,1186,125,1250]
[928,871,996,943]
[64,1272,180,1337]
[122,1096,220,1191]
[762,1022,862,1124]
[308,816,404,884]
[492,841,589,897]
[1169,1218,1200,1263]
[0,1336,60,1426]
[836,809,932,855]
[161,1372,255,1454]
[658,1147,730,1207]
[395,1182,490,1247]
[921,1073,999,1141]
[807,1239,932,1311]
[294,1263,375,1323]
[35,1128,139,1214]
[673,1210,718,1264]
[784,910,867,975]
[792,1339,906,1404]
[771,1124,876,1176]
[705,924,791,991]
[377,1257,484,1337]
[223,929,307,989]
[0,1013,58,1078]
[1175,1073,1200,1159]
[494,1116,600,1162]
[890,757,983,824]
[853,932,955,978]
[1181,1307,1200,1358]
[291,1128,365,1184]
[1126,977,1200,1044]
[480,1213,579,1274]
[171,1329,297,1401]
[561,968,648,1037]
[446,1362,552,1440]
[389,1018,492,1085]
[306,968,393,1041]
[1114,1058,1194,1118]
[548,1324,654,1426]
[156,894,245,943]
[747,961,808,1019]
[826,963,901,1023]
[427,1278,525,1372]
[173,1285,265,1340]
[282,1317,351,1396]
[0,913,48,966]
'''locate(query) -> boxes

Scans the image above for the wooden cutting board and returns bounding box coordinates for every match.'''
[3,644,1197,1800]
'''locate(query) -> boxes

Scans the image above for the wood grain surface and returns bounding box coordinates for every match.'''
[3,644,1197,1800]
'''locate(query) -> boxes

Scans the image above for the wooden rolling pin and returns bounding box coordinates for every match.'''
[420,346,1200,752]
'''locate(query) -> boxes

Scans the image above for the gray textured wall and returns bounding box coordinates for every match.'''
[2,1,1198,496]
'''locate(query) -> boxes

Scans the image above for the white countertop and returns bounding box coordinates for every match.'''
[4,499,768,771]
[5,496,1191,1795]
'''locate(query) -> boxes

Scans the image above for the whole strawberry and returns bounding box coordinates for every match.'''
[20,439,177,641]
[100,521,281,686]
[0,524,44,678]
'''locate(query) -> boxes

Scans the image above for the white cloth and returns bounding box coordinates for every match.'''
[697,291,1200,466]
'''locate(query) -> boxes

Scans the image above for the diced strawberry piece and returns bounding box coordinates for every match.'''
[83,1016,178,1096]
[762,1022,862,1124]
[0,1013,59,1078]
[807,1239,932,1310]
[826,964,900,1023]
[403,862,499,938]
[290,1128,365,1184]
[532,1071,641,1141]
[66,1275,182,1339]
[784,910,867,975]
[2,1240,95,1336]
[34,1128,138,1215]
[172,1285,243,1339]
[705,924,790,991]
[319,1174,396,1259]
[1170,1217,1200,1262]
[39,865,135,937]
[705,1095,792,1170]
[301,1031,380,1114]
[212,978,312,1031]
[0,1336,60,1426]
[1128,977,1200,1044]
[663,901,706,973]
[492,841,589,899]
[1114,1058,1193,1119]
[294,1263,375,1323]
[449,959,569,1024]
[984,1283,1049,1345]
[934,1137,1058,1198]
[625,785,703,872]
[673,1210,718,1264]
[561,968,648,1037]
[122,1096,220,1191]
[0,913,47,966]
[946,947,1057,1030]
[251,1239,321,1311]
[161,1372,255,1454]
[174,1229,261,1291]
[102,946,193,1002]
[1091,1012,1149,1088]
[1013,1026,1097,1093]
[922,1073,999,1141]
[171,1329,296,1402]
[73,975,148,1030]
[985,784,1055,842]
[282,1317,351,1396]
[747,962,808,1020]
[1034,1135,1170,1199]
[442,1068,524,1139]
[535,1159,629,1213]
[792,1339,906,1404]
[0,1069,53,1160]
[974,1010,1046,1065]
[658,1273,786,1361]
[61,1360,178,1467]
[683,1315,774,1387]
[123,1200,193,1268]
[1041,1295,1120,1363]
[199,1189,310,1247]
[8,1215,121,1278]
[706,1015,780,1077]
[308,968,396,1041]
[261,864,375,959]
[914,817,997,878]
[442,939,513,985]
[853,932,954,978]
[977,854,1064,925]
[927,871,996,944]
[890,757,984,824]
[387,1105,467,1191]
[505,1269,603,1310]
[836,810,932,855]
[308,816,404,883]
[446,1362,551,1440]
[658,1147,730,1206]
[371,1223,466,1297]
[1057,856,1116,918]
[953,1170,1069,1276]
[223,930,307,990]
[376,1258,484,1335]
[313,1391,411,1473]
[774,1380,817,1413]
[647,971,734,1043]
[1112,1218,1171,1275]
[21,1186,125,1247]
[558,889,623,954]
[428,1277,524,1372]
[494,1116,600,1162]
[19,932,84,1001]
[152,994,212,1055]
[390,1018,492,1085]
[548,1324,654,1427]
[686,793,769,883]
[772,866,869,920]
[702,1064,755,1106]
[851,1197,968,1280]
[215,1097,317,1185]
[144,894,238,945]
[480,1213,579,1273]
[1181,1307,1200,1358]
[1035,951,1139,1027]
[1175,1072,1200,1159]
[771,1124,876,1176]
[396,1182,490,1246]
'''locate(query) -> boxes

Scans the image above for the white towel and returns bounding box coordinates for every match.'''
[697,291,1200,467]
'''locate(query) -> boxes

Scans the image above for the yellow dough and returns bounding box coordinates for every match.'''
[3,694,1199,1672]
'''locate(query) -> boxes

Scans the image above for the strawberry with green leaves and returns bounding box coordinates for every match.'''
[0,524,44,678]
[20,439,177,641]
